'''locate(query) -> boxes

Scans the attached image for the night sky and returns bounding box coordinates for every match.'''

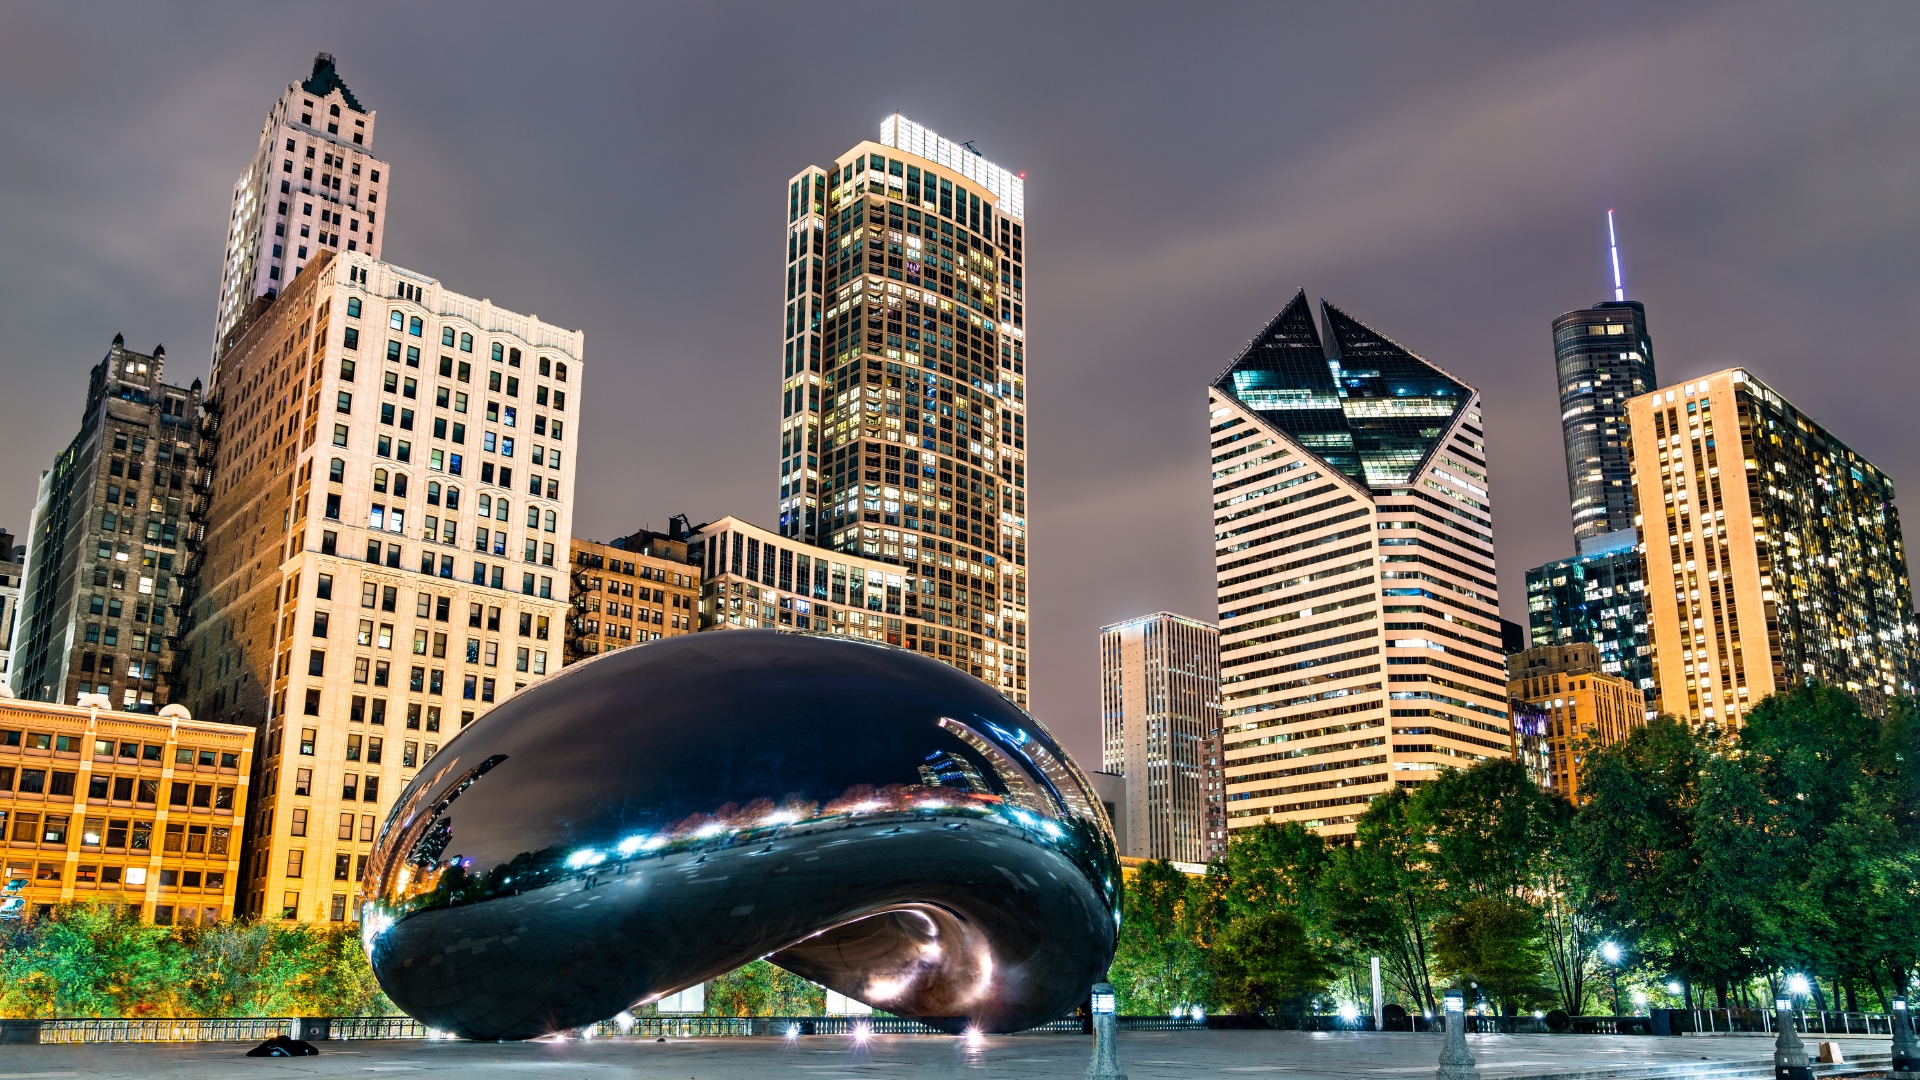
[2,3,1915,764]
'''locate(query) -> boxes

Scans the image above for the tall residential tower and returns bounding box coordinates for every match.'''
[1628,369,1916,725]
[213,54,390,359]
[1211,292,1507,840]
[776,116,1029,703]
[1098,612,1220,864]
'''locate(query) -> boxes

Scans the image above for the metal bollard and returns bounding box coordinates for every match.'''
[1086,982,1126,1080]
[1891,999,1918,1080]
[1436,990,1481,1080]
[1774,999,1811,1080]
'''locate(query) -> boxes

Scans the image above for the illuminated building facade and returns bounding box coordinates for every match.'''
[1628,369,1917,723]
[564,536,699,664]
[1210,291,1508,840]
[1524,534,1655,710]
[1097,612,1220,863]
[1506,642,1643,800]
[182,250,581,921]
[777,115,1028,705]
[0,697,252,925]
[12,338,203,711]
[214,54,390,360]
[691,516,1009,690]
[1554,300,1657,549]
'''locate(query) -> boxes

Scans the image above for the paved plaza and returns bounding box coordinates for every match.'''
[0,1030,1893,1080]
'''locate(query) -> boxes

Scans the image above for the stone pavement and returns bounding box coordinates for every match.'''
[0,1029,1892,1080]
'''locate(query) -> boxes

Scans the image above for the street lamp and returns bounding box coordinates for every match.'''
[1600,942,1624,1016]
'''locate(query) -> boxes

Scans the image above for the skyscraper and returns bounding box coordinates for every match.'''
[1210,292,1508,840]
[1554,300,1656,550]
[1524,537,1654,707]
[776,115,1029,704]
[1098,612,1220,864]
[182,250,581,921]
[213,54,390,360]
[1628,369,1916,724]
[12,337,203,710]
[1524,221,1661,709]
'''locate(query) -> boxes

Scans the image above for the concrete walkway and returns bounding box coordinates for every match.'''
[0,1029,1892,1080]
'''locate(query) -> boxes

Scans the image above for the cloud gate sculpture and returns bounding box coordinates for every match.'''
[359,631,1121,1040]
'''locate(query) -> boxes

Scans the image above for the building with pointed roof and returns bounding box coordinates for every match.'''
[1209,292,1508,839]
[212,54,391,360]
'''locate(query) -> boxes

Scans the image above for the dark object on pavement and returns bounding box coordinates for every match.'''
[245,1034,318,1056]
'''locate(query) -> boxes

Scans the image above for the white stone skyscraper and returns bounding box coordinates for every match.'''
[213,54,391,359]
[1099,612,1220,864]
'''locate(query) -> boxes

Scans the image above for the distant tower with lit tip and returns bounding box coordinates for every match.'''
[1526,213,1661,708]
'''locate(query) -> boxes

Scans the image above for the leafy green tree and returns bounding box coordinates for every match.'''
[1110,859,1209,1014]
[705,960,825,1016]
[1321,788,1438,1013]
[1414,758,1566,900]
[1206,908,1330,1022]
[1431,897,1551,1014]
[0,903,183,1016]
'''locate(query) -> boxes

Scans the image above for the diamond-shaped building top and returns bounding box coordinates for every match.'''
[1212,290,1471,491]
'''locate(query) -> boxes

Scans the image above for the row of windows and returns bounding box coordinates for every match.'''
[1,813,231,854]
[0,768,236,809]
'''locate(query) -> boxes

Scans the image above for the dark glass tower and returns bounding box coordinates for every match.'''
[1551,301,1655,550]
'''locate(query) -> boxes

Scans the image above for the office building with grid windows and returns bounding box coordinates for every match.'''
[777,115,1029,705]
[214,54,390,361]
[181,250,580,922]
[12,338,204,711]
[563,535,700,665]
[691,516,1013,689]
[1507,642,1644,801]
[1628,369,1916,725]
[1098,612,1220,864]
[0,697,253,925]
[1210,291,1509,841]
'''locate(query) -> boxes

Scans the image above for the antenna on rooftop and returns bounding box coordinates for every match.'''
[1607,209,1625,302]
[961,140,983,157]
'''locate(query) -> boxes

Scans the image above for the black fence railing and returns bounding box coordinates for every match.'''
[1,1009,1908,1045]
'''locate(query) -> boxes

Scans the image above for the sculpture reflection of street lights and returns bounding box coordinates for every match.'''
[1600,942,1624,1017]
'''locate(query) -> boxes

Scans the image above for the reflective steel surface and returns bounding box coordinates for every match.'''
[360,631,1120,1040]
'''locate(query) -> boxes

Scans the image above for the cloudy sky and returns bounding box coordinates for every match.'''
[2,3,1915,762]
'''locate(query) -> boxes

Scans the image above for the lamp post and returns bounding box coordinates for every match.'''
[1600,942,1623,1017]
[1890,998,1917,1080]
[1437,989,1480,1080]
[1773,997,1810,1080]
[1086,982,1125,1080]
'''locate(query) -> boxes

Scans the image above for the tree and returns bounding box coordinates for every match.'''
[1321,788,1439,1014]
[1206,909,1330,1022]
[706,960,825,1016]
[1109,860,1209,1014]
[1431,897,1551,1014]
[1414,758,1566,901]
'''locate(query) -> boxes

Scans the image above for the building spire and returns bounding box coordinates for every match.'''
[1608,209,1625,302]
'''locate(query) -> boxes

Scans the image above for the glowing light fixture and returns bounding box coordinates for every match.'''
[1608,210,1625,302]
